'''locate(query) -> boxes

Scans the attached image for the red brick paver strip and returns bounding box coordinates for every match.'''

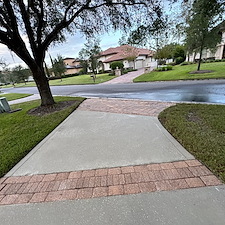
[78,98,175,117]
[0,160,222,206]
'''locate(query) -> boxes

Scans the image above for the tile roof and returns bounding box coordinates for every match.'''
[99,45,154,63]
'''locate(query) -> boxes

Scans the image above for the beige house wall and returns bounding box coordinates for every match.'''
[98,55,153,71]
[188,31,225,62]
[64,59,81,67]
[64,68,82,75]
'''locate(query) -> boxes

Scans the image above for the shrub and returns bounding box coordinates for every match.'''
[98,70,104,74]
[78,69,86,75]
[154,65,172,72]
[110,61,124,70]
[167,62,176,66]
[180,61,190,66]
[166,65,173,70]
[158,60,166,65]
[175,57,185,65]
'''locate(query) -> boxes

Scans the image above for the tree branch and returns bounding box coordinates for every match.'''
[42,0,146,51]
[86,2,147,10]
[42,0,92,51]
[3,0,20,36]
[16,0,37,56]
[0,30,10,46]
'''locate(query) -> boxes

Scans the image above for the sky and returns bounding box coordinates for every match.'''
[0,30,122,69]
[0,1,180,69]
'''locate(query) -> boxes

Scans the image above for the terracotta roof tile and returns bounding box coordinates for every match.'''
[99,45,154,63]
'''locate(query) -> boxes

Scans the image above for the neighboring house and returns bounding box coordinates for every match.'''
[63,58,82,75]
[188,22,225,62]
[97,45,155,71]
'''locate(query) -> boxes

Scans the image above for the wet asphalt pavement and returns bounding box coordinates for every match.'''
[2,79,225,104]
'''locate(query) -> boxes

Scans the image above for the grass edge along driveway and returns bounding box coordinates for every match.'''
[0,96,85,177]
[159,103,225,183]
[134,62,225,82]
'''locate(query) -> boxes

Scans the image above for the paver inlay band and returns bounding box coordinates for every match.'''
[0,160,222,206]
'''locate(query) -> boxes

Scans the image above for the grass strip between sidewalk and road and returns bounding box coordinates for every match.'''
[0,93,32,101]
[159,103,225,183]
[0,96,85,177]
[134,62,225,82]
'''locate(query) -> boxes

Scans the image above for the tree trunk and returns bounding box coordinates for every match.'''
[197,44,204,71]
[31,65,55,106]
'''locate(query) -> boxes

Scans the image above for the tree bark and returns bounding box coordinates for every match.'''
[31,65,55,106]
[197,44,204,71]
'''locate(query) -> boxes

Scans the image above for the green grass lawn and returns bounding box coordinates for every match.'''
[0,73,115,88]
[0,93,32,101]
[0,96,85,177]
[159,104,225,183]
[134,62,225,82]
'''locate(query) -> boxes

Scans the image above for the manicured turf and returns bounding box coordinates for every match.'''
[48,73,115,85]
[159,104,225,183]
[134,62,225,82]
[0,96,85,177]
[0,93,32,101]
[0,73,115,88]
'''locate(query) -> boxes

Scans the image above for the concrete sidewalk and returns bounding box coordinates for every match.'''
[0,98,224,225]
[8,94,41,105]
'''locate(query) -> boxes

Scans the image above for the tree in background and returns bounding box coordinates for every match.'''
[123,46,139,69]
[119,17,168,50]
[185,0,223,71]
[0,65,31,85]
[0,1,162,106]
[79,39,101,82]
[155,43,185,64]
[51,55,66,81]
[110,61,124,70]
[11,65,31,84]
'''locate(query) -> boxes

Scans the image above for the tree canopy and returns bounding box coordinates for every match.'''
[79,39,101,75]
[0,0,163,106]
[185,0,224,70]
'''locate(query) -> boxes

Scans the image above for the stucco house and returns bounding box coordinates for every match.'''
[97,45,155,71]
[188,22,225,62]
[63,58,82,75]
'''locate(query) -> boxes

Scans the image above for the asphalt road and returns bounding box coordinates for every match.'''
[3,79,225,104]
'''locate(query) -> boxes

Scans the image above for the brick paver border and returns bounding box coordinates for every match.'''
[0,160,222,206]
[78,98,176,117]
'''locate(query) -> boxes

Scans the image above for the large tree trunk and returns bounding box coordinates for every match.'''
[31,64,55,106]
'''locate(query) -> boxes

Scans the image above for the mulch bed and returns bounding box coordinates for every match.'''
[189,70,213,74]
[28,100,78,116]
